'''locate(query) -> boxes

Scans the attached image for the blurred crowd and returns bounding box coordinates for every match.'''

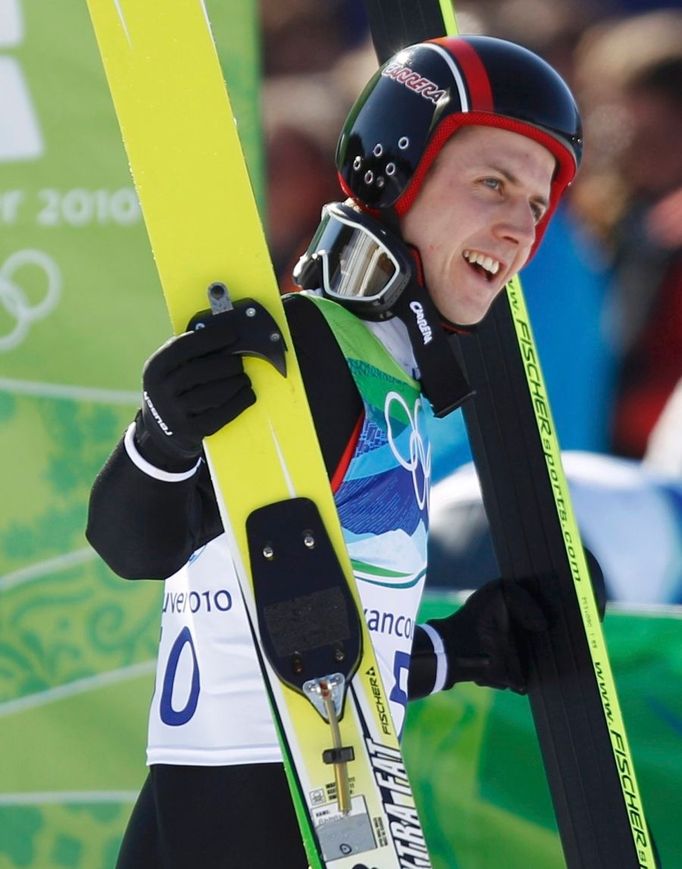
[259,0,682,473]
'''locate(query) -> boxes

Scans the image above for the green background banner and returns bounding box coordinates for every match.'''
[1,2,680,868]
[0,2,261,866]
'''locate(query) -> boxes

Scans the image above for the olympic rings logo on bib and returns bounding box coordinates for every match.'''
[384,391,431,511]
[0,249,62,351]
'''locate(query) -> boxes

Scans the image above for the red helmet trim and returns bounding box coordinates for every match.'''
[337,170,354,204]
[432,37,494,111]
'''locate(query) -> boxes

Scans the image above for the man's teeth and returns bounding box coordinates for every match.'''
[463,249,500,275]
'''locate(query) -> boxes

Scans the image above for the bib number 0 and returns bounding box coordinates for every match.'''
[160,626,201,726]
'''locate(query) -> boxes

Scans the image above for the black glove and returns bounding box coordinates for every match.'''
[135,313,256,470]
[428,578,549,694]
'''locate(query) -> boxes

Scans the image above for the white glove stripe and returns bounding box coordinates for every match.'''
[124,422,201,482]
[421,622,448,694]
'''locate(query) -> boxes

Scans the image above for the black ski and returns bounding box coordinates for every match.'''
[363,1,656,867]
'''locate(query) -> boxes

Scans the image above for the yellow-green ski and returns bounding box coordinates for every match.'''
[85,1,431,866]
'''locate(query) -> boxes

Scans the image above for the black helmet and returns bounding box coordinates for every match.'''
[336,35,583,250]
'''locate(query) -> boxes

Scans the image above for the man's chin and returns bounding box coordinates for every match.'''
[448,297,499,328]
[431,273,508,328]
[438,308,487,333]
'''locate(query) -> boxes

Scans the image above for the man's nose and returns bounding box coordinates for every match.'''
[495,200,537,248]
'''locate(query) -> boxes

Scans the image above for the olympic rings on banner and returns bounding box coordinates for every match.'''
[384,390,431,511]
[0,249,61,351]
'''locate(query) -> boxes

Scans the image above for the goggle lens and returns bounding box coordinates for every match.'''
[312,208,401,303]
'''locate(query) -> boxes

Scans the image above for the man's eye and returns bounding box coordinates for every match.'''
[483,177,502,190]
[531,203,545,224]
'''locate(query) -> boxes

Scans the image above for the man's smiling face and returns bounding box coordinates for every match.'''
[400,125,555,326]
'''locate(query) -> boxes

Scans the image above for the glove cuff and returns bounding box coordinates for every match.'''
[407,624,448,699]
[427,609,493,689]
[134,410,202,473]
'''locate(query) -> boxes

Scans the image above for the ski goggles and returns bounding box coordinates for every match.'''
[293,202,413,318]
